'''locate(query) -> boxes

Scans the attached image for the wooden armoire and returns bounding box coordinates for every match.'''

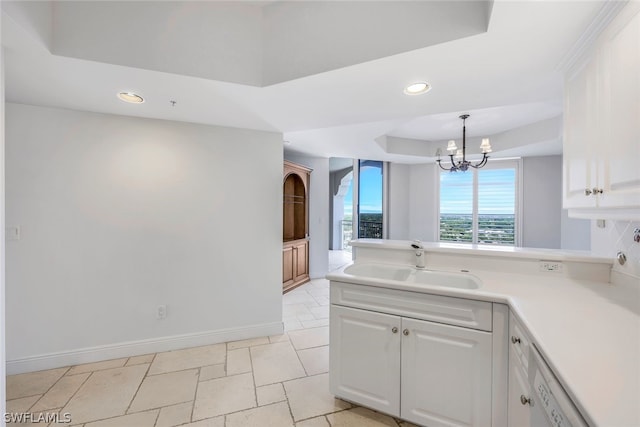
[283,161,311,293]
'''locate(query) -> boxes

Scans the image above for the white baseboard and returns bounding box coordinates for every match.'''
[7,321,284,375]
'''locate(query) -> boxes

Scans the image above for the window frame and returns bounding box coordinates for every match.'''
[436,158,523,246]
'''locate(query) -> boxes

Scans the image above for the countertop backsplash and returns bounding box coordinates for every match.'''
[590,219,640,279]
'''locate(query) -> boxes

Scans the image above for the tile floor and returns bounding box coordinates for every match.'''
[6,278,418,427]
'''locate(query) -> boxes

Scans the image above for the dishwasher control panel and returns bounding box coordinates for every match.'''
[533,371,569,427]
[529,345,587,427]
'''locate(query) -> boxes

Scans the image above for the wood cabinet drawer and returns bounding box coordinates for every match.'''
[330,281,493,332]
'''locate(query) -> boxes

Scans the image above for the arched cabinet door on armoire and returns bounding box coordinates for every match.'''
[283,161,312,293]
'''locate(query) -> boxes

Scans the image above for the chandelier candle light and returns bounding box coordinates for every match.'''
[437,114,491,172]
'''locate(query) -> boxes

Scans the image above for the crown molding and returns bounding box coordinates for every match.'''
[557,0,629,73]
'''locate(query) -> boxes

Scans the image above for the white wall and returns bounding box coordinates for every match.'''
[5,103,283,373]
[283,154,329,278]
[521,155,590,250]
[1,46,7,414]
[560,209,591,250]
[407,163,439,242]
[388,163,410,240]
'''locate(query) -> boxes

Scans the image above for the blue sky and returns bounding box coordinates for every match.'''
[343,163,383,217]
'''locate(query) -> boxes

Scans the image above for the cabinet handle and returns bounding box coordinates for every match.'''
[584,188,592,196]
[511,336,521,344]
[403,329,409,336]
[592,187,603,195]
[520,395,532,406]
[391,327,398,334]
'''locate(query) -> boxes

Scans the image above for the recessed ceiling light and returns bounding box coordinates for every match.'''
[404,82,431,95]
[117,92,145,104]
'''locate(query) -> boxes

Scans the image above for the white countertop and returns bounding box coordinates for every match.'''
[326,257,640,427]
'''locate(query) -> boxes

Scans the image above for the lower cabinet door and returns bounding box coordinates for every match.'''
[401,317,492,427]
[329,305,401,416]
[508,357,531,427]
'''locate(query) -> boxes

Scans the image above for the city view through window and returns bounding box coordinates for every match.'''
[440,167,517,245]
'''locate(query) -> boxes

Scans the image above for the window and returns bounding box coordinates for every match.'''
[439,160,520,245]
[357,160,384,239]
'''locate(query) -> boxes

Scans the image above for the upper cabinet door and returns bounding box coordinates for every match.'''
[598,4,640,209]
[563,55,599,209]
[563,2,640,218]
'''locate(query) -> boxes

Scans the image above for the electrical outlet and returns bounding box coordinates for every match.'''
[157,305,167,319]
[539,261,564,273]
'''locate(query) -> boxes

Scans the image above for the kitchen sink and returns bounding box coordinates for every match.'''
[343,263,413,281]
[408,269,481,289]
[343,263,481,289]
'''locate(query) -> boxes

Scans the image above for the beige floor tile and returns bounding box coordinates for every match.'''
[269,334,290,343]
[226,401,294,427]
[326,407,399,426]
[312,296,331,306]
[62,364,148,424]
[301,319,330,329]
[126,354,155,366]
[283,292,318,305]
[6,395,41,412]
[250,342,306,386]
[227,337,270,350]
[284,319,305,331]
[308,288,330,297]
[296,416,331,427]
[226,348,252,375]
[256,383,286,406]
[83,410,158,427]
[309,305,329,319]
[284,374,351,421]
[288,327,329,350]
[192,372,256,420]
[181,417,224,427]
[303,300,321,308]
[6,367,68,400]
[31,372,90,412]
[128,369,198,412]
[297,346,329,376]
[283,304,315,318]
[67,358,128,375]
[199,364,225,381]
[149,344,226,375]
[156,402,193,427]
[398,422,421,427]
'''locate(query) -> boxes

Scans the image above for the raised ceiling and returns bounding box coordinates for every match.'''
[1,1,607,163]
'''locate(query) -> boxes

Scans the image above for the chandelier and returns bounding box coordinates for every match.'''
[437,114,491,172]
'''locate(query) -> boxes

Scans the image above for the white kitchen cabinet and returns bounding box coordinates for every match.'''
[563,55,600,210]
[401,317,492,427]
[329,305,401,415]
[507,312,533,427]
[330,282,494,427]
[563,2,640,219]
[597,4,640,210]
[508,357,531,427]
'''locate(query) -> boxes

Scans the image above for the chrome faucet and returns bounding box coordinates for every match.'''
[411,240,426,269]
